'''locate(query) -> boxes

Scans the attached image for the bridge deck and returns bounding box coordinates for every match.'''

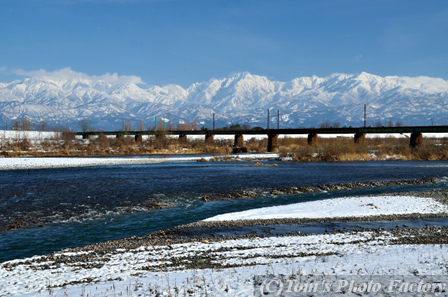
[75,125,448,136]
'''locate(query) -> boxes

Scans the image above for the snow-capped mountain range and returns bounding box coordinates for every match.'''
[1,72,447,131]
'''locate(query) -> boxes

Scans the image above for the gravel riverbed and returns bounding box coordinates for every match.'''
[2,188,447,297]
[35,189,448,261]
[2,178,447,296]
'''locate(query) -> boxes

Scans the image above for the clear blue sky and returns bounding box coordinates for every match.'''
[1,0,447,87]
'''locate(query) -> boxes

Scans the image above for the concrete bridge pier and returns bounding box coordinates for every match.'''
[267,134,279,152]
[179,134,187,143]
[234,134,244,147]
[205,133,214,144]
[410,132,422,148]
[135,134,143,143]
[354,133,366,144]
[308,133,318,146]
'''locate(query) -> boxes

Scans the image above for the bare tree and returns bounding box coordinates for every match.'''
[38,119,47,131]
[318,121,332,128]
[167,120,174,131]
[395,121,403,127]
[12,120,20,130]
[13,119,32,131]
[124,120,133,132]
[386,120,394,127]
[332,122,341,128]
[176,122,185,130]
[190,121,198,130]
[177,121,198,130]
[156,119,165,131]
[23,119,32,130]
[137,120,145,131]
[374,121,383,127]
[79,119,91,132]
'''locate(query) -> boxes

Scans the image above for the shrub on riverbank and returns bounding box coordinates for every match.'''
[0,132,447,161]
[277,137,448,161]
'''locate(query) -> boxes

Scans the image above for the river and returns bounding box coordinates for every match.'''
[1,158,448,262]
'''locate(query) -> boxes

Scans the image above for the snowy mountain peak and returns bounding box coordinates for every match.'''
[1,72,447,129]
[354,72,381,82]
[229,71,253,80]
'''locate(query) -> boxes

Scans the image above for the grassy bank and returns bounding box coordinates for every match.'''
[0,132,234,157]
[277,136,448,161]
[1,132,448,161]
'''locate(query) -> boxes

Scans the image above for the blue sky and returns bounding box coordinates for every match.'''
[1,0,448,87]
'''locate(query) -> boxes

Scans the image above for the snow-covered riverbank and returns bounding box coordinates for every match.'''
[0,154,278,170]
[3,230,447,297]
[1,195,447,296]
[204,195,448,221]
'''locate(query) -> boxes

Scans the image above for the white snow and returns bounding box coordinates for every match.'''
[204,196,448,221]
[1,71,448,129]
[0,130,59,139]
[1,194,447,296]
[0,153,279,170]
[1,230,447,296]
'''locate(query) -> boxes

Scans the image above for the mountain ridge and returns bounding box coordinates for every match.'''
[0,72,447,130]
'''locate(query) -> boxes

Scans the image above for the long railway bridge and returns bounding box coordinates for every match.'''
[76,126,448,152]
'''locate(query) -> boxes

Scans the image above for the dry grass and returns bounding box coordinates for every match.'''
[278,137,448,162]
[337,153,375,161]
[1,133,447,161]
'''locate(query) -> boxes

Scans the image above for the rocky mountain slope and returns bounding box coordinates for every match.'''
[0,72,447,130]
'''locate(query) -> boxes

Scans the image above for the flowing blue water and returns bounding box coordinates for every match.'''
[1,159,447,262]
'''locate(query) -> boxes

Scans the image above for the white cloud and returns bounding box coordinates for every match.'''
[11,67,145,85]
[0,66,7,72]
